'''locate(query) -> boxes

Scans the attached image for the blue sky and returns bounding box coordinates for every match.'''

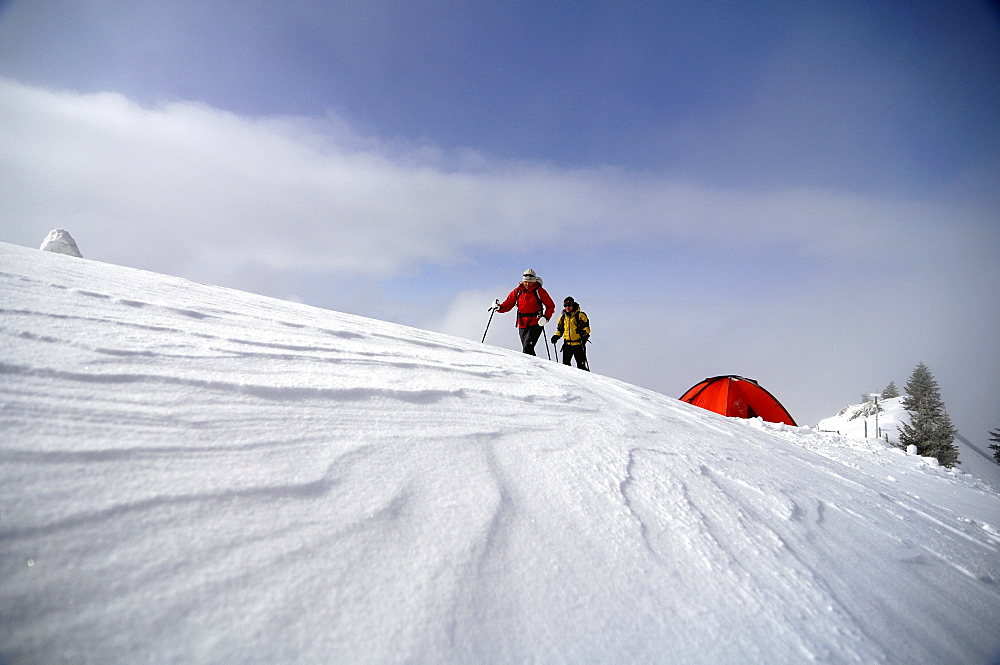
[1,0,998,443]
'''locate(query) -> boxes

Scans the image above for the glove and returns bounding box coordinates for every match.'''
[489,298,501,311]
[550,335,559,344]
[538,317,548,327]
[582,334,590,344]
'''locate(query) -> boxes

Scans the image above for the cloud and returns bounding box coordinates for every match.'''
[434,289,505,345]
[4,77,991,287]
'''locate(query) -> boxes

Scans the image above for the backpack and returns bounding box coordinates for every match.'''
[515,286,545,324]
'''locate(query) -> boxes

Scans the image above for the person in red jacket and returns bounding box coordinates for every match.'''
[492,268,555,356]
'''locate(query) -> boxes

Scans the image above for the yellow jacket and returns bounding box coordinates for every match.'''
[555,307,590,345]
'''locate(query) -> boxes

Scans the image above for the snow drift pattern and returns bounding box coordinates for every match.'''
[1,242,999,665]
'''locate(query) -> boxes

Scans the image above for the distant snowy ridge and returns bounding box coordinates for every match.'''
[818,396,907,441]
[1,241,999,665]
[819,396,1000,493]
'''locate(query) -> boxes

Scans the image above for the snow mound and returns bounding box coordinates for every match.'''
[1,241,999,665]
[38,228,82,257]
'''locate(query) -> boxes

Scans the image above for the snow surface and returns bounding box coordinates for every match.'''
[2,241,999,665]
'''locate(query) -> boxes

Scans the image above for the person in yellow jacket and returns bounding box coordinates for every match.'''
[550,296,590,371]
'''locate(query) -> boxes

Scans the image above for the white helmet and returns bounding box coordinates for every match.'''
[521,268,539,283]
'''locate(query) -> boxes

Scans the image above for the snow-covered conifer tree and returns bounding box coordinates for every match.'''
[898,362,960,467]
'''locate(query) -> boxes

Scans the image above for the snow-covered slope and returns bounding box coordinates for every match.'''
[2,241,999,665]
[819,397,1000,494]
[817,396,909,443]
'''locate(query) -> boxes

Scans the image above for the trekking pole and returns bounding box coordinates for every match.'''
[481,305,497,343]
[542,326,551,360]
[584,339,592,372]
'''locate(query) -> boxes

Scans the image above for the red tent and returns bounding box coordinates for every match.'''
[679,375,797,426]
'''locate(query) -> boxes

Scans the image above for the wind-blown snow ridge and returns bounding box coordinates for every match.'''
[1,241,998,665]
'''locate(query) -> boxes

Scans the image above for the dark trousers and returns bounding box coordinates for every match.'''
[562,343,589,370]
[518,325,543,355]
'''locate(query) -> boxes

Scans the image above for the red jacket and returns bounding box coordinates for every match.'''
[498,282,555,328]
